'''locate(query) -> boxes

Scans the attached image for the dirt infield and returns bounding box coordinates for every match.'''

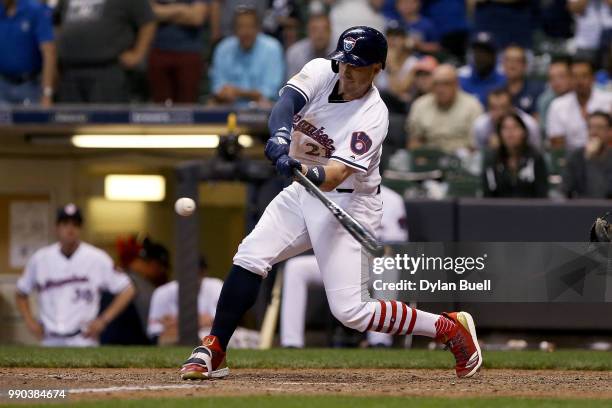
[2,368,611,401]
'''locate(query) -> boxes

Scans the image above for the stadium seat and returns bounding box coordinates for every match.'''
[409,147,448,173]
[546,148,567,177]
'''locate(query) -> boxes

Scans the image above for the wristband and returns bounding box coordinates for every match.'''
[274,128,291,141]
[305,165,325,187]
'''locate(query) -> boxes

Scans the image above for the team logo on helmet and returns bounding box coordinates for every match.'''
[343,37,357,52]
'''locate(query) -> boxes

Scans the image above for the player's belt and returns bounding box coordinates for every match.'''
[336,185,381,195]
[46,329,82,338]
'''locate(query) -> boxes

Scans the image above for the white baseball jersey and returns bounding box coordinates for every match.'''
[147,277,223,338]
[285,58,389,194]
[17,242,130,336]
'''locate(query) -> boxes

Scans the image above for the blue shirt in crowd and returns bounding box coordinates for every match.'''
[152,0,208,53]
[512,80,545,115]
[0,0,53,76]
[458,66,506,107]
[421,0,469,36]
[211,33,285,104]
[596,70,612,92]
[382,0,400,21]
[404,16,439,43]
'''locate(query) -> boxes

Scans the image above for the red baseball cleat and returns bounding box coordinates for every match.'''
[436,312,483,378]
[180,335,229,380]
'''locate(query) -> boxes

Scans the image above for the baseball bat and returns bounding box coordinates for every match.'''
[293,168,384,257]
[259,267,283,349]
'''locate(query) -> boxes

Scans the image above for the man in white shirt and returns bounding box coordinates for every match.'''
[286,14,334,79]
[329,0,386,43]
[568,0,612,58]
[148,256,259,348]
[15,204,135,346]
[547,58,612,151]
[148,257,223,344]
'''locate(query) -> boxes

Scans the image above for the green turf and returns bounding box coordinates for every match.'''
[0,346,611,370]
[3,396,610,408]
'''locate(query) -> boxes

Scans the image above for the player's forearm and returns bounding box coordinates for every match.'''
[40,42,56,98]
[130,22,157,61]
[99,284,135,324]
[305,162,354,192]
[154,3,207,26]
[319,167,349,191]
[15,293,36,326]
[268,87,306,137]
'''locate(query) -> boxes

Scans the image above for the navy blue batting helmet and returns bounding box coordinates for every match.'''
[327,26,388,73]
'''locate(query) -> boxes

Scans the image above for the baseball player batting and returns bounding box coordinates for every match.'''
[180,26,483,380]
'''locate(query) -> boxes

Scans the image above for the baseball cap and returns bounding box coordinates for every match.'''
[385,20,405,36]
[56,203,83,225]
[139,238,170,268]
[414,56,438,74]
[471,31,497,52]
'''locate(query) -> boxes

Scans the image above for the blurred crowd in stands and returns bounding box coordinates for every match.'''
[1,0,612,198]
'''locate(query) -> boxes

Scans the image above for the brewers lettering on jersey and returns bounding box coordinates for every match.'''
[285,57,385,194]
[181,26,483,380]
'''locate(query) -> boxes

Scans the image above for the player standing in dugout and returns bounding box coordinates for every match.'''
[180,26,483,379]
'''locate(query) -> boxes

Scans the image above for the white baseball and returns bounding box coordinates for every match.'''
[175,197,196,216]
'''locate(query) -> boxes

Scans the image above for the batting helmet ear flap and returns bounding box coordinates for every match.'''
[331,60,339,73]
